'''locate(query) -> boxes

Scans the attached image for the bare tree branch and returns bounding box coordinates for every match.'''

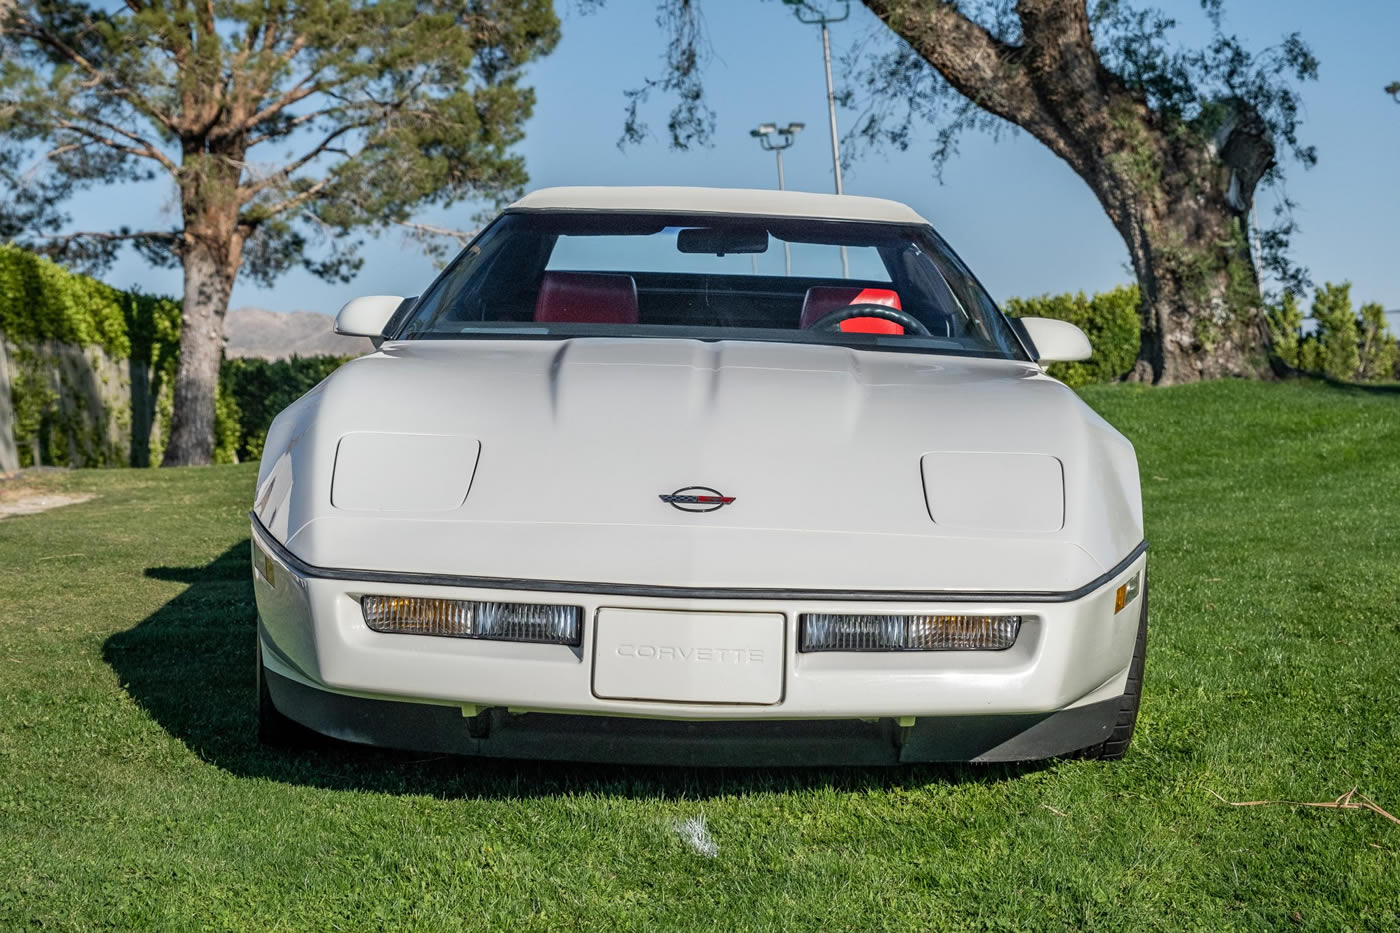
[245,105,342,147]
[38,228,180,245]
[233,38,318,132]
[393,219,478,244]
[243,174,335,221]
[861,0,1084,171]
[54,118,179,173]
[1015,0,1111,127]
[236,121,367,203]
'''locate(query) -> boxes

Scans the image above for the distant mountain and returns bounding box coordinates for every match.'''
[225,307,374,360]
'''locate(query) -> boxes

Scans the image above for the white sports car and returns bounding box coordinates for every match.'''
[251,186,1147,765]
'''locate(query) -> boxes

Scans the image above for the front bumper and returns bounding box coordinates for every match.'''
[252,520,1146,764]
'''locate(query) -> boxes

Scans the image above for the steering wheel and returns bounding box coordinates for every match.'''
[805,303,931,336]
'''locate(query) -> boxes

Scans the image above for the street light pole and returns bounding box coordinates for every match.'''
[819,18,843,197]
[751,122,804,276]
[787,0,850,277]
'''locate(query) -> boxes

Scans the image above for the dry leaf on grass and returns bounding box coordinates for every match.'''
[1208,787,1400,826]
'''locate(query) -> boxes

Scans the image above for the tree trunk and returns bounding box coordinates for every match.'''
[162,238,238,466]
[1125,223,1271,385]
[162,128,248,467]
[1108,173,1272,385]
[1102,105,1277,384]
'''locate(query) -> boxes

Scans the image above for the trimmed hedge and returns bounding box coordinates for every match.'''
[223,355,351,461]
[0,246,240,465]
[0,243,177,359]
[1003,285,1142,387]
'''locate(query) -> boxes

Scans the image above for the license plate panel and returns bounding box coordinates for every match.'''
[592,609,785,705]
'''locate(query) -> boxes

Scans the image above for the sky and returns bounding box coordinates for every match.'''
[76,0,1400,316]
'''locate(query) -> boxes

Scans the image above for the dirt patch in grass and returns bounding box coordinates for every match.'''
[0,468,96,518]
[0,491,96,518]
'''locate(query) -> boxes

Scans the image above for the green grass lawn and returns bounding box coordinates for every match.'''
[2,380,1398,931]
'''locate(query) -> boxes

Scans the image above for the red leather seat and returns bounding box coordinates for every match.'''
[534,272,639,324]
[799,286,905,334]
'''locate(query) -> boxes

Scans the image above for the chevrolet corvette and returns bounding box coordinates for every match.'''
[250,186,1147,765]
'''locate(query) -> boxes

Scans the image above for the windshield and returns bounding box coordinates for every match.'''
[393,211,1029,361]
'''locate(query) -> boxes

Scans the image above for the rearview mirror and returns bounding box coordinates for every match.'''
[676,227,768,255]
[1016,317,1093,364]
[335,295,404,341]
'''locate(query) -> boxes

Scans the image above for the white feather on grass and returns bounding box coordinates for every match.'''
[675,814,718,858]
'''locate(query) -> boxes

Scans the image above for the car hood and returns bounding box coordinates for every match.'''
[255,338,1142,593]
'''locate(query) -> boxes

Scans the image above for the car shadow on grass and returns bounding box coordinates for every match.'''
[105,542,1054,799]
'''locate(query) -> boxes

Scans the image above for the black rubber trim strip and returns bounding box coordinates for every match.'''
[250,512,1146,603]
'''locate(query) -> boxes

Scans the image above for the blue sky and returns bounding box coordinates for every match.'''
[82,0,1400,315]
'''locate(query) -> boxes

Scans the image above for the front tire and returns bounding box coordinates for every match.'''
[1076,580,1147,760]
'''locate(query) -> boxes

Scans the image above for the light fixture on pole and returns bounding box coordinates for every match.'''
[751,122,804,189]
[751,122,804,275]
[784,0,850,277]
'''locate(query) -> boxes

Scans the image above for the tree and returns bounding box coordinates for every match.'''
[1,0,559,464]
[1355,299,1397,383]
[626,0,1318,384]
[1270,283,1396,384]
[1264,290,1303,370]
[1310,282,1360,382]
[1309,282,1399,384]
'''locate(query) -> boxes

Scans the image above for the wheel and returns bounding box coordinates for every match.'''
[257,638,306,747]
[1076,579,1147,760]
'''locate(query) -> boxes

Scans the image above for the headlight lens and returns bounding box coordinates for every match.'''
[361,596,582,645]
[800,613,1022,652]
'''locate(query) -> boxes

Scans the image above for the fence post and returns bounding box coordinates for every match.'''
[0,335,18,472]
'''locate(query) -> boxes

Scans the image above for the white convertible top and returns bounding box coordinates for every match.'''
[509,186,930,225]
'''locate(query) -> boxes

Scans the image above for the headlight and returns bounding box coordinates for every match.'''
[361,596,582,646]
[800,613,1022,652]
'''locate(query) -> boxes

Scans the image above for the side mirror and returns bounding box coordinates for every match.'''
[335,295,404,340]
[1016,317,1093,364]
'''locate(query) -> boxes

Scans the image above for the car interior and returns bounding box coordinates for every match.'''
[396,213,1016,355]
[529,271,954,337]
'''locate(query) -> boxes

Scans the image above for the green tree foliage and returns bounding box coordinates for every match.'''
[1004,285,1142,387]
[1268,282,1397,384]
[1265,290,1304,369]
[1,0,559,465]
[1356,301,1398,382]
[1310,283,1361,382]
[223,355,350,461]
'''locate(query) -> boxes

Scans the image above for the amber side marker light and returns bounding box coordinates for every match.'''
[1114,572,1142,614]
[252,542,276,586]
[362,596,582,645]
